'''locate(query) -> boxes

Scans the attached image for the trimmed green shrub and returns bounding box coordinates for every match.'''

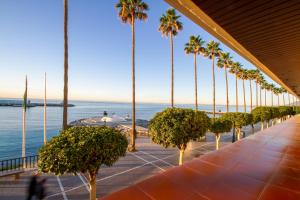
[294,106,300,114]
[210,118,232,150]
[38,126,128,200]
[149,108,210,165]
[270,107,280,119]
[278,106,294,118]
[220,112,252,128]
[220,112,253,141]
[251,107,272,124]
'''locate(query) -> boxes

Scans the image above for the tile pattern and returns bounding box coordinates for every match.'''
[101,116,300,200]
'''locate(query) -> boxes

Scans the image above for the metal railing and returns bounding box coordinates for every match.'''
[0,155,38,176]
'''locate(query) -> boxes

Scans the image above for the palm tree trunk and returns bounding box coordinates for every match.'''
[194,53,198,111]
[278,95,279,106]
[260,85,262,106]
[283,94,285,106]
[271,92,273,106]
[44,72,47,145]
[224,65,229,112]
[256,82,258,107]
[288,93,291,105]
[243,79,246,112]
[130,17,136,152]
[170,33,174,108]
[235,74,238,112]
[63,0,69,130]
[264,89,267,106]
[212,54,216,118]
[250,80,253,111]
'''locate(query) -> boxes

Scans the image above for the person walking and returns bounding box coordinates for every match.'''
[36,178,47,200]
[26,174,38,200]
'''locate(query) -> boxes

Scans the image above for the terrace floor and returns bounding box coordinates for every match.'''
[101,115,300,200]
[0,122,264,200]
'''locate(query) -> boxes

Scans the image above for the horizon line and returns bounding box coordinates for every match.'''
[0,97,232,106]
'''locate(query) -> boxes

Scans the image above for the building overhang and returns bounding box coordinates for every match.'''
[165,0,300,97]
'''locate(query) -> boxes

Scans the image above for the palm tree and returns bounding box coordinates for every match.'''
[269,83,276,106]
[237,68,248,113]
[253,70,261,107]
[63,0,69,130]
[184,35,205,111]
[281,87,287,105]
[256,74,265,107]
[217,52,232,112]
[262,82,269,106]
[229,62,242,112]
[205,41,221,117]
[116,0,149,152]
[159,9,183,108]
[247,69,257,111]
[274,87,281,106]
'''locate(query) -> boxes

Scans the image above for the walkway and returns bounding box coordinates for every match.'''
[0,136,229,200]
[102,115,300,200]
[0,122,268,199]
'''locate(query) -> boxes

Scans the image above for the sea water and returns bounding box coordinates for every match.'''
[0,99,247,160]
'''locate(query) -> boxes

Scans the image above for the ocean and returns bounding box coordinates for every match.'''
[0,99,247,160]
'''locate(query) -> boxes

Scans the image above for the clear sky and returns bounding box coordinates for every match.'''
[0,0,278,105]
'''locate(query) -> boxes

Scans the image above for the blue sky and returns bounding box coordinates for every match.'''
[0,0,277,104]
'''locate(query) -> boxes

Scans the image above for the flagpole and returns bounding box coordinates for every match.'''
[22,76,27,168]
[22,110,26,157]
[44,72,47,145]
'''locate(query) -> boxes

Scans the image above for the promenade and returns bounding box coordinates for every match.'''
[0,123,260,200]
[102,115,300,200]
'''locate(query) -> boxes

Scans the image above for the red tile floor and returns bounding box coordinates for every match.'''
[102,115,300,200]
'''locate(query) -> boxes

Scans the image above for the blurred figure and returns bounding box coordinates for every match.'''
[26,173,38,200]
[36,178,47,200]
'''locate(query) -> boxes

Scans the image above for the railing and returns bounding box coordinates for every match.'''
[0,155,39,176]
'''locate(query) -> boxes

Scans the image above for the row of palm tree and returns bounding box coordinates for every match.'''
[113,0,298,150]
[62,0,298,152]
[184,35,298,116]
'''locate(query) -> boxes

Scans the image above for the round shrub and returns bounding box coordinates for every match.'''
[220,112,253,128]
[210,118,232,150]
[220,112,252,141]
[270,107,280,119]
[38,126,128,200]
[149,108,210,165]
[251,107,272,123]
[210,118,232,134]
[294,106,300,114]
[278,106,293,118]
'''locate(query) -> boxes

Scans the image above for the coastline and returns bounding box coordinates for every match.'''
[0,102,75,107]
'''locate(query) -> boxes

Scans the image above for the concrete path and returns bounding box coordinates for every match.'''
[0,123,264,200]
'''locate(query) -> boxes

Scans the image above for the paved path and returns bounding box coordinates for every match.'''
[0,123,263,200]
[102,116,300,200]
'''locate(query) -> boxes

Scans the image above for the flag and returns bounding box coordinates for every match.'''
[23,76,28,112]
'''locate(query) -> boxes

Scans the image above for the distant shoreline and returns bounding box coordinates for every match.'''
[0,102,75,107]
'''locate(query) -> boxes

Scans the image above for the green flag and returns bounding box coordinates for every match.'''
[23,76,28,112]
